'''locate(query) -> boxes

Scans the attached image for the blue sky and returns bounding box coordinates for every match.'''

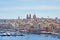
[0,0,60,19]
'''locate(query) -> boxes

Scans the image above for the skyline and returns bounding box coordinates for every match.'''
[0,0,60,19]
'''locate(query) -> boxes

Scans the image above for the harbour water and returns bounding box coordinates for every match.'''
[0,34,60,40]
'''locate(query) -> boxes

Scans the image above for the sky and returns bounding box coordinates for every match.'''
[0,0,60,19]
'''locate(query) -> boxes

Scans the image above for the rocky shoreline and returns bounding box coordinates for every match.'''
[27,31,60,36]
[35,32,60,36]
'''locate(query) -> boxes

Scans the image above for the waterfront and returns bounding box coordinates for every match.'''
[0,14,60,40]
[0,34,60,40]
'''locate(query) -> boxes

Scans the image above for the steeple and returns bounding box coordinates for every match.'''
[18,16,20,20]
[33,14,36,20]
[27,14,28,19]
[26,14,31,19]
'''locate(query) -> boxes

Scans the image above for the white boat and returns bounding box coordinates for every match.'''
[3,33,7,36]
[6,32,11,36]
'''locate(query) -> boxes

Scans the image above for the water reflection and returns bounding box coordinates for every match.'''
[56,36,60,39]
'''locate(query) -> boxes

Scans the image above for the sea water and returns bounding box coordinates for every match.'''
[0,34,60,40]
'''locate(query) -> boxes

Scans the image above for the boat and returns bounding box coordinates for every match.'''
[3,33,7,36]
[0,31,24,36]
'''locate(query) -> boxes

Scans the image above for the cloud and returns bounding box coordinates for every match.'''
[0,5,60,11]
